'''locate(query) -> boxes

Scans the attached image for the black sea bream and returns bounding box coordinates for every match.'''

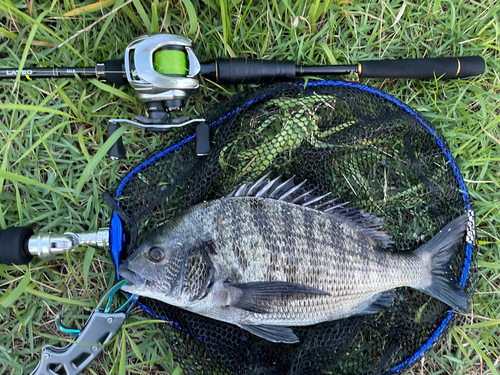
[119,174,469,343]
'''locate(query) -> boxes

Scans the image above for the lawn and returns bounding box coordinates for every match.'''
[0,0,499,374]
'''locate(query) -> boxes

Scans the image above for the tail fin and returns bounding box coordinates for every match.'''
[414,214,470,313]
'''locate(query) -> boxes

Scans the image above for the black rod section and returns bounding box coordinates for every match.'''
[201,56,484,83]
[201,59,296,85]
[0,227,34,265]
[0,66,102,79]
[0,60,126,85]
[297,65,358,76]
[358,56,485,79]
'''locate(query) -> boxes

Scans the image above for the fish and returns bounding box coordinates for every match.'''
[118,173,470,344]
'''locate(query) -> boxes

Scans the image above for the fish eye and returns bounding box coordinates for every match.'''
[147,247,164,263]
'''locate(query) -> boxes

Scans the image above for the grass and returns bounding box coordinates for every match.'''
[0,0,499,374]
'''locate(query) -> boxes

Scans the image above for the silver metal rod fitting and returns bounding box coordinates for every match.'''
[28,228,109,258]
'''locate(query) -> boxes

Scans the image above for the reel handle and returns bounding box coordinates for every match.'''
[0,227,34,265]
[108,122,126,160]
[358,56,485,79]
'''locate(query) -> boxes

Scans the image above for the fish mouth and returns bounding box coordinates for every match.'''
[117,264,147,290]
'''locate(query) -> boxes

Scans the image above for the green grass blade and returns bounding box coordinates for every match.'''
[0,169,73,201]
[0,27,16,39]
[14,183,22,225]
[182,0,198,37]
[1,104,74,118]
[478,260,500,270]
[77,127,92,163]
[132,0,151,31]
[75,125,126,199]
[451,329,474,367]
[150,0,159,33]
[14,10,49,88]
[88,79,139,104]
[0,3,84,61]
[25,287,94,307]
[122,319,170,329]
[219,0,230,50]
[455,328,500,375]
[126,330,144,361]
[122,4,141,28]
[460,319,500,329]
[37,130,75,201]
[92,0,126,55]
[83,247,95,289]
[57,87,84,121]
[0,86,65,156]
[0,147,9,228]
[119,333,127,375]
[63,0,116,16]
[0,273,31,308]
[65,251,86,291]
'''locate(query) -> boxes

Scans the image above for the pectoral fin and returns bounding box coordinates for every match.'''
[225,281,330,314]
[239,324,299,344]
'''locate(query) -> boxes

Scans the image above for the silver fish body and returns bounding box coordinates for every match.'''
[119,175,469,343]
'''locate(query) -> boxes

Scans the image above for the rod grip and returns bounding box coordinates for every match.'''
[214,59,296,84]
[108,122,126,160]
[0,227,34,265]
[359,56,485,79]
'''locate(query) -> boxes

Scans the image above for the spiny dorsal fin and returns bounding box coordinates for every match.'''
[227,173,394,248]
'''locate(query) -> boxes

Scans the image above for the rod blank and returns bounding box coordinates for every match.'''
[0,60,126,85]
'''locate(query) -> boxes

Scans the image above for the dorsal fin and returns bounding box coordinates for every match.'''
[227,174,393,248]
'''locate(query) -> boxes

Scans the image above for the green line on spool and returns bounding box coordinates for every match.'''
[154,50,188,75]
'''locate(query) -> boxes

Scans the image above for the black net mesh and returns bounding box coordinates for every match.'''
[109,82,477,375]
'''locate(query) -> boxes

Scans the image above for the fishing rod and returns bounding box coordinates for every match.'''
[1,34,486,159]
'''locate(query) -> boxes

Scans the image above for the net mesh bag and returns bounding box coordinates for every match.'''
[108,81,477,375]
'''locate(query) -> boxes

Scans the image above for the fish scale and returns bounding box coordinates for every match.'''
[199,198,422,325]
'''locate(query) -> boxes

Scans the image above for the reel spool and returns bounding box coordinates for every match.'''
[108,81,478,375]
[154,48,189,76]
[124,34,199,108]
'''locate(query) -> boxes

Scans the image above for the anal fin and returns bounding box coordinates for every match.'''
[355,289,396,316]
[239,324,299,344]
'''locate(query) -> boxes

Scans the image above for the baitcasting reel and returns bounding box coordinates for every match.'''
[1,34,486,159]
[107,34,208,159]
[111,34,203,130]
